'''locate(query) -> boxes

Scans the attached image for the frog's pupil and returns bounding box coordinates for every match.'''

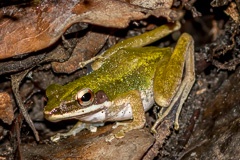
[81,92,92,102]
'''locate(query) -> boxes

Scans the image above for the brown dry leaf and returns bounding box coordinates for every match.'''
[0,92,14,125]
[51,31,109,74]
[224,2,239,23]
[128,0,173,9]
[0,0,177,60]
[22,125,154,159]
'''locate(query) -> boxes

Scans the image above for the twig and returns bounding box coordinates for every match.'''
[177,139,208,160]
[11,68,39,141]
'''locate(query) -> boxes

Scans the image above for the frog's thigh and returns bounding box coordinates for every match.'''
[152,33,195,132]
[112,90,146,139]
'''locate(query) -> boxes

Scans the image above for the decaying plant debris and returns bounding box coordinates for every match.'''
[0,0,240,159]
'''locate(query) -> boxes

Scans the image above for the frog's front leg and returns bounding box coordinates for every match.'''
[50,121,104,142]
[106,90,146,142]
[152,33,195,133]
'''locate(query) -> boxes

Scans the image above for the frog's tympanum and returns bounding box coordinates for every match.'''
[44,22,195,142]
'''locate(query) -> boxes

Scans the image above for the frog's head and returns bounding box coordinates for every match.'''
[44,83,111,122]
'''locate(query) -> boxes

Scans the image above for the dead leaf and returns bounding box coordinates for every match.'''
[0,92,14,125]
[22,125,154,160]
[0,0,177,60]
[128,0,173,9]
[224,2,239,23]
[52,31,109,74]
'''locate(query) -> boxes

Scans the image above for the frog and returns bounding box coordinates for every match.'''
[44,21,195,142]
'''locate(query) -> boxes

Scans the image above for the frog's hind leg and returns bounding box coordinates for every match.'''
[152,33,195,133]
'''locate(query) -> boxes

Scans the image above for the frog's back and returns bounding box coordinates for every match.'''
[93,47,172,100]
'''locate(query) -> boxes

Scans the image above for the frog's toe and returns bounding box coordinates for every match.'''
[50,133,63,142]
[105,133,115,142]
[115,130,125,139]
[89,126,98,132]
[105,131,125,142]
[174,121,179,130]
[150,127,157,134]
[112,122,129,129]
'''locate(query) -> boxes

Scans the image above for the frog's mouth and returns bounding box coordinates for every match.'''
[44,101,112,122]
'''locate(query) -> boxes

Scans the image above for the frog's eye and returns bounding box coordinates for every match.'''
[75,88,94,107]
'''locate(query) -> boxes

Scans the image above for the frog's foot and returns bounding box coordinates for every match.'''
[106,121,145,142]
[151,33,195,133]
[116,121,145,137]
[106,122,130,142]
[50,121,104,142]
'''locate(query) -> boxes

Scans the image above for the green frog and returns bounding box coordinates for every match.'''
[44,22,195,142]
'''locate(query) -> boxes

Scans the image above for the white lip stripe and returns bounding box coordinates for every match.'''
[51,101,112,120]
